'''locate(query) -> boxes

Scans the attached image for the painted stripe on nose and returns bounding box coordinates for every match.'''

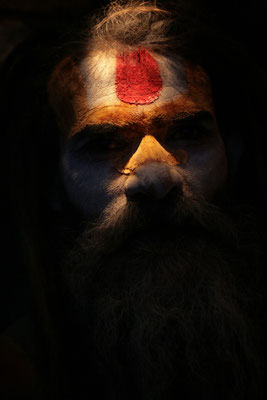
[122,135,188,174]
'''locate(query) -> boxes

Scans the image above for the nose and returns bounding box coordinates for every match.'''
[125,162,182,200]
[123,134,185,201]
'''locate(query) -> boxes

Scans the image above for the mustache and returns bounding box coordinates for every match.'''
[65,187,237,277]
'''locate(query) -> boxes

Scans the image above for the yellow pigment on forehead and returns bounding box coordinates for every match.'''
[48,56,215,137]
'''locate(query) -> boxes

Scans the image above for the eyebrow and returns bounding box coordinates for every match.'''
[78,124,122,136]
[75,110,215,137]
[170,110,214,123]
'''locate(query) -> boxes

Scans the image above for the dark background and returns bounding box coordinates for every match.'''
[0,0,266,333]
[1,0,267,67]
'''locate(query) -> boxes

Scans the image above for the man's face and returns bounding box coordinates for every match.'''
[49,48,227,219]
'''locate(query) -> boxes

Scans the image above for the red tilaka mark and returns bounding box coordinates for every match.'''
[115,48,163,105]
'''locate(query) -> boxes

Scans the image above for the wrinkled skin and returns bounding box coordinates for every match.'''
[51,51,228,219]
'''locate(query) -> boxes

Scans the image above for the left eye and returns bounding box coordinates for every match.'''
[167,125,206,141]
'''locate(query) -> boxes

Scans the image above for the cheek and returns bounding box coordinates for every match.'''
[60,152,118,218]
[182,143,228,198]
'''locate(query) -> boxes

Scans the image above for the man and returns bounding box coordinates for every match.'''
[1,1,266,399]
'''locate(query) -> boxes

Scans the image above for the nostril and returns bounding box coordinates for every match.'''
[124,163,183,201]
[124,174,148,200]
[125,191,149,203]
[164,185,183,201]
[125,181,183,210]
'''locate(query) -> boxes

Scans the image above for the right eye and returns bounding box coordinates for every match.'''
[102,138,126,151]
[72,134,128,155]
[87,137,127,153]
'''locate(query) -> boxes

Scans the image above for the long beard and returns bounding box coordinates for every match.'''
[58,190,263,400]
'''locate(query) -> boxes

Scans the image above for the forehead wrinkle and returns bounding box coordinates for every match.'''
[78,110,213,140]
[80,50,116,106]
[72,104,212,137]
[48,55,214,138]
[79,59,212,117]
[80,50,189,109]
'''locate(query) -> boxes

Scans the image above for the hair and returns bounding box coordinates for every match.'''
[90,0,173,51]
[58,180,263,399]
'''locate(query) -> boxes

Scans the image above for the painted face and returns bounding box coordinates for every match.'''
[48,48,227,219]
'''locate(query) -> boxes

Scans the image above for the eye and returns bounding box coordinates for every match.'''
[103,139,126,151]
[167,124,210,142]
[71,133,128,154]
[93,137,127,152]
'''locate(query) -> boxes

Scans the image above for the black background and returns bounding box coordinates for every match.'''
[0,0,266,333]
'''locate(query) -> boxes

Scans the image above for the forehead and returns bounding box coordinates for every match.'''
[48,48,214,137]
[79,48,188,108]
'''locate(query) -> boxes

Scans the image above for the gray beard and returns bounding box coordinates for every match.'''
[59,192,263,400]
